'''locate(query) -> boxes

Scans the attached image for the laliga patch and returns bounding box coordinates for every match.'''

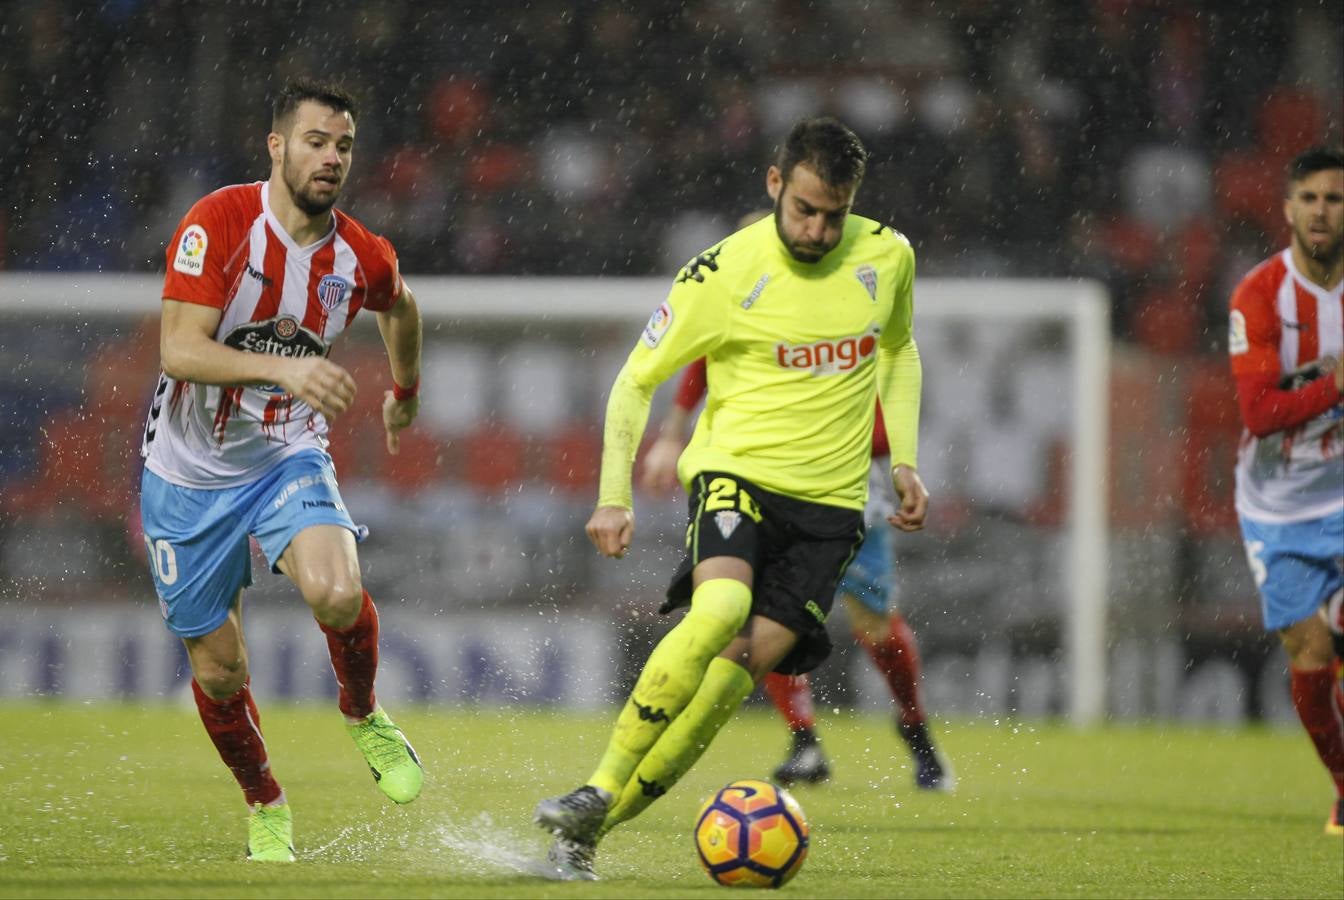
[642,301,674,348]
[173,224,208,276]
[855,265,878,301]
[1228,310,1249,355]
[714,510,742,539]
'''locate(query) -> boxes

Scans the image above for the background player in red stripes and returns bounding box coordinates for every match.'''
[642,357,952,791]
[138,78,425,861]
[1227,146,1343,836]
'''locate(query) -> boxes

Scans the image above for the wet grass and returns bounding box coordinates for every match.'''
[0,702,1340,898]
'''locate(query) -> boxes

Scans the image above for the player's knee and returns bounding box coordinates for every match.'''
[305,578,364,629]
[844,597,886,641]
[1279,619,1334,669]
[688,578,753,642]
[194,657,248,698]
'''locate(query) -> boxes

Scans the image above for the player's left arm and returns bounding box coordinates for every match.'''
[874,237,927,532]
[374,282,423,455]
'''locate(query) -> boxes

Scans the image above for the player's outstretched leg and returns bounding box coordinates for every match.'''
[322,591,423,804]
[763,672,831,784]
[858,611,954,791]
[535,579,751,879]
[191,676,296,859]
[602,657,756,833]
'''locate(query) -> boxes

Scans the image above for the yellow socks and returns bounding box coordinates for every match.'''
[600,656,756,835]
[587,579,751,797]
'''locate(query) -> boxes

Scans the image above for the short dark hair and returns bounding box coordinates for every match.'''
[272,78,358,132]
[776,118,868,188]
[1286,145,1344,192]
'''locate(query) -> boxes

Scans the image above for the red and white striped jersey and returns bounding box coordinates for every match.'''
[142,181,404,488]
[1229,249,1344,523]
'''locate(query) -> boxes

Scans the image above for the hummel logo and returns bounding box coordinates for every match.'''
[638,776,667,798]
[1283,320,1308,331]
[244,260,273,287]
[634,701,670,723]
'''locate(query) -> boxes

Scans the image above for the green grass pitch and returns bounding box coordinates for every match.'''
[1,702,1340,898]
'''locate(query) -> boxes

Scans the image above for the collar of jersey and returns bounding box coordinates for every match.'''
[260,181,338,258]
[1281,247,1344,299]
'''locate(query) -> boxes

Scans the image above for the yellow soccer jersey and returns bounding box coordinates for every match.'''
[599,212,920,511]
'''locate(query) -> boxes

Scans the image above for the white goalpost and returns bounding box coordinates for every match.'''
[0,273,1109,723]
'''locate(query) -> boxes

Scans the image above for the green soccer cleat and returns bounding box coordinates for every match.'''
[347,708,424,804]
[247,802,295,862]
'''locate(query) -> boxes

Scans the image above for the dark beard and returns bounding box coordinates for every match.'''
[773,194,829,263]
[291,181,338,216]
[283,156,339,216]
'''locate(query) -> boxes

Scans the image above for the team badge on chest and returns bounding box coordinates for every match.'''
[317,274,350,310]
[855,265,878,302]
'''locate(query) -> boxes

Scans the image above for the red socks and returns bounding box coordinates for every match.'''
[763,673,816,732]
[319,590,380,720]
[858,612,927,728]
[1289,665,1344,797]
[191,678,282,807]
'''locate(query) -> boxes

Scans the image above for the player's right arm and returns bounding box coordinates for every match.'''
[588,257,731,557]
[160,300,357,419]
[638,358,707,494]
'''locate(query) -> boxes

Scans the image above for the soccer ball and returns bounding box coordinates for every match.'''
[694,779,809,888]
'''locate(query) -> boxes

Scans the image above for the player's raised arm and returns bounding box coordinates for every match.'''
[375,283,423,454]
[159,298,356,420]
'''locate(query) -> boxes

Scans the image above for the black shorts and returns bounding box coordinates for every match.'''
[659,471,865,675]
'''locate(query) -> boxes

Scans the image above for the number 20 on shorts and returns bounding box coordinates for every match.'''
[705,477,763,523]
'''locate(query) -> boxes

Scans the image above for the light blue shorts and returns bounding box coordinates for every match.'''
[1238,510,1344,632]
[837,528,894,615]
[140,450,361,638]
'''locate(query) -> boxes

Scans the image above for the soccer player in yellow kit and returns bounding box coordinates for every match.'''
[534,117,927,880]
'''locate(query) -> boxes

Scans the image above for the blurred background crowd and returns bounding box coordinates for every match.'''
[3,0,1340,345]
[0,0,1340,717]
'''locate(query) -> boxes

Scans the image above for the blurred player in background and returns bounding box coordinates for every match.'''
[1227,146,1343,836]
[641,357,952,791]
[534,117,927,879]
[138,78,425,861]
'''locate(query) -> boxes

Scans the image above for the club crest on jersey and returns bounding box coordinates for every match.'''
[855,265,878,302]
[776,325,880,375]
[173,224,208,276]
[317,273,350,310]
[714,510,742,539]
[643,301,674,348]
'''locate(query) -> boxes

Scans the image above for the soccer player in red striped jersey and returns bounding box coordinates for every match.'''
[1227,146,1343,837]
[138,78,425,861]
[642,357,951,791]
